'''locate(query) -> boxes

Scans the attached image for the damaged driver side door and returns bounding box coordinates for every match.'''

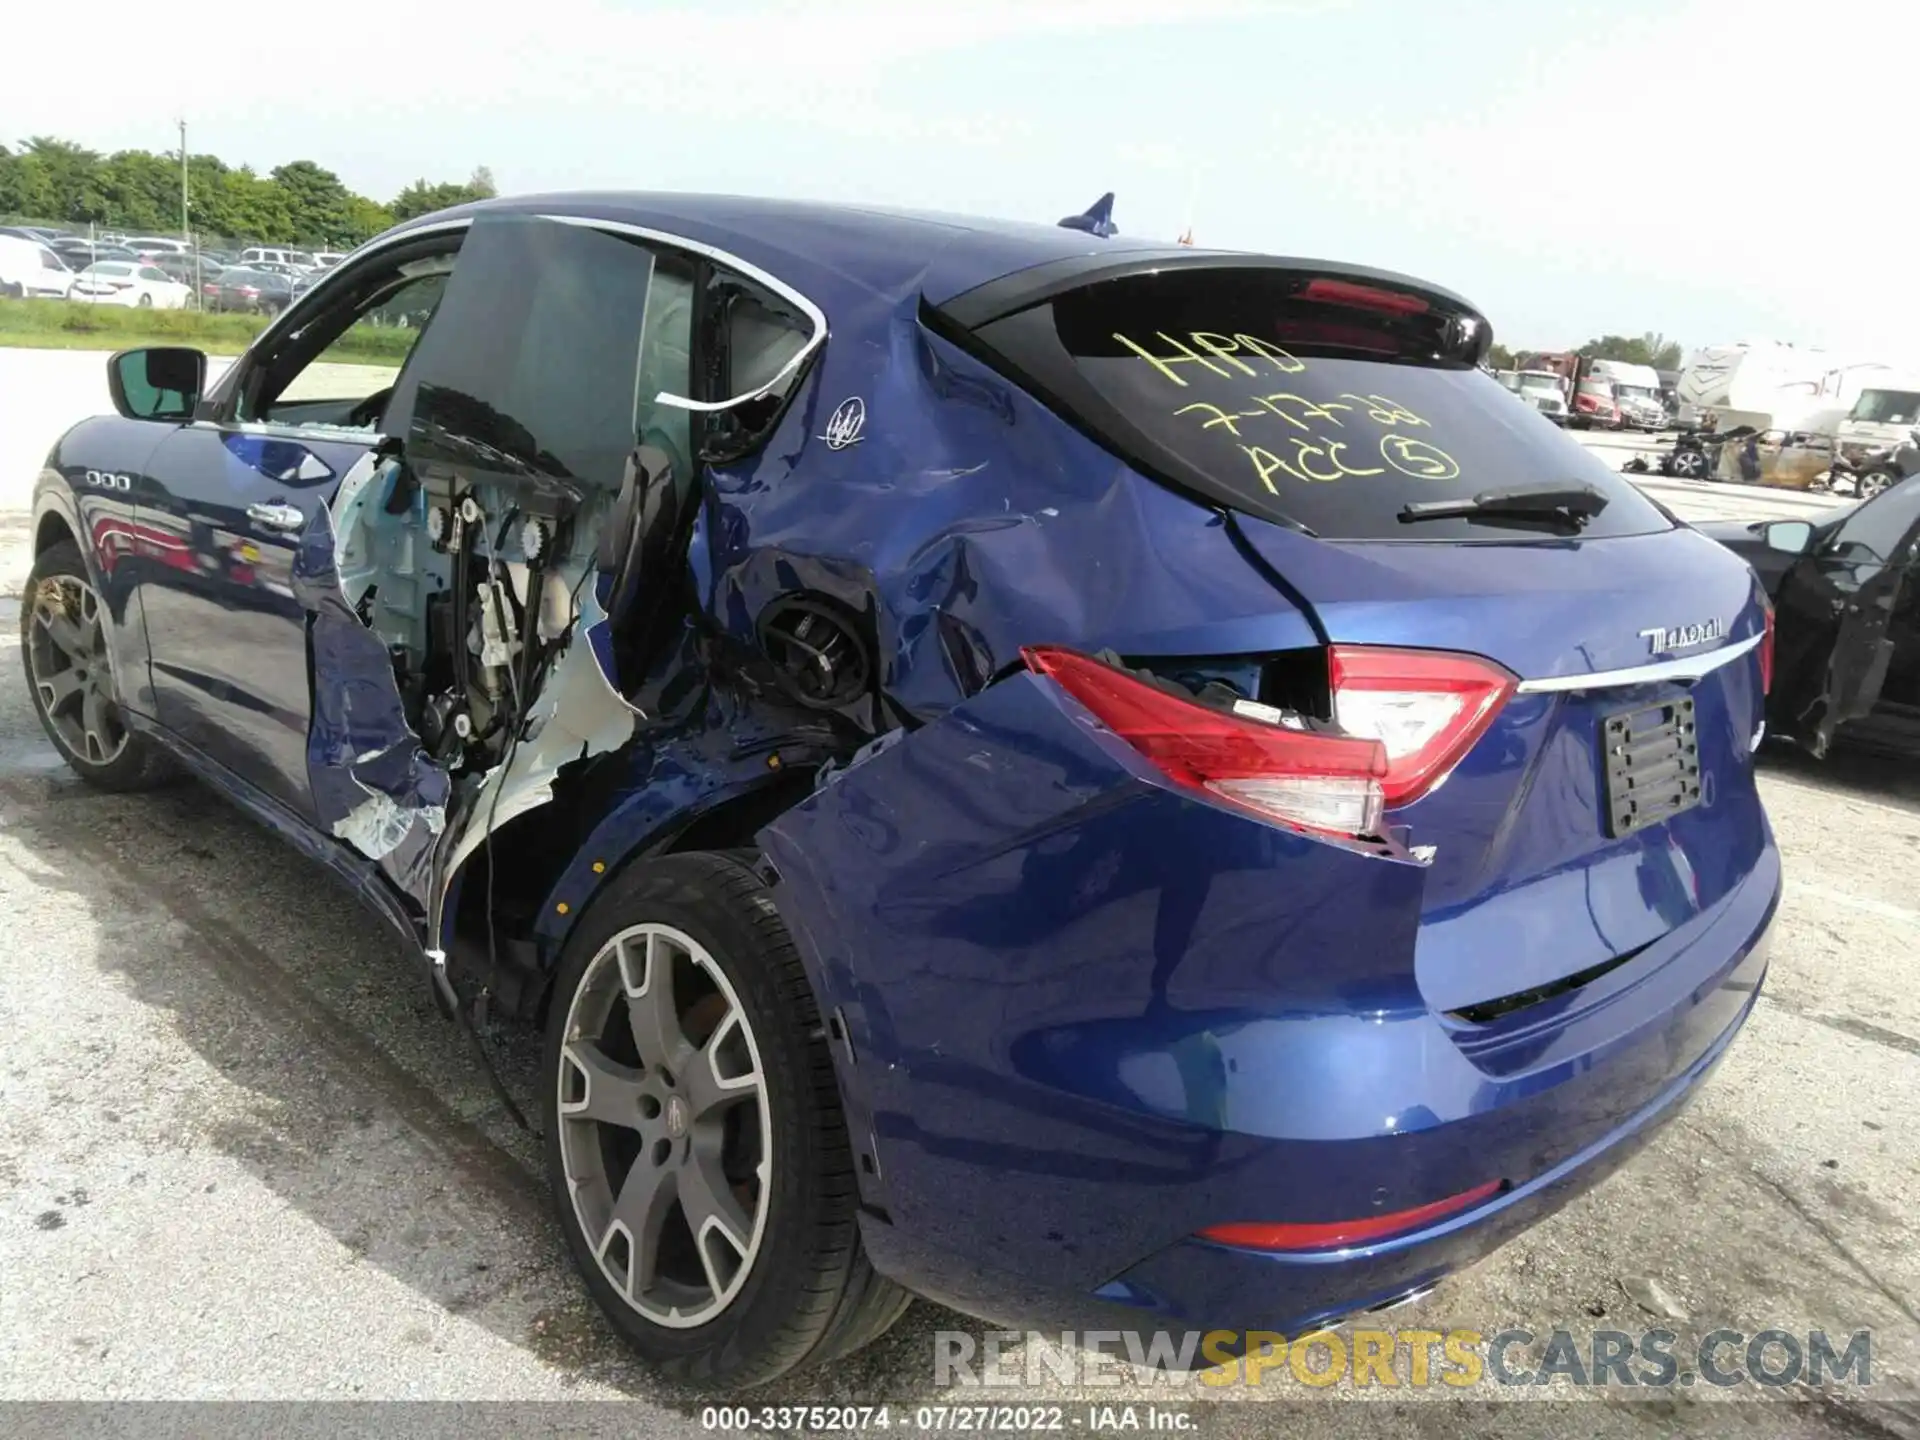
[1771,480,1920,754]
[133,265,449,822]
[303,214,691,927]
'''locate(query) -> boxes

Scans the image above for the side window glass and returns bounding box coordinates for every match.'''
[385,216,664,495]
[1831,485,1920,568]
[636,257,695,480]
[700,271,813,462]
[255,270,451,422]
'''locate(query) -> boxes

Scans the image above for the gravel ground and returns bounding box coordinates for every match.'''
[1,349,1915,1438]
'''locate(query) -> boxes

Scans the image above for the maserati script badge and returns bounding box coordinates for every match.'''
[1639,618,1725,654]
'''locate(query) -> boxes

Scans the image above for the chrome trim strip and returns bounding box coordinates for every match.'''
[241,211,828,416]
[1516,632,1764,693]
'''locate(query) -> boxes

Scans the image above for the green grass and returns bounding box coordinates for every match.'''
[0,299,417,361]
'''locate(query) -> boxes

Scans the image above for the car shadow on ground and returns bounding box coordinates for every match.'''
[0,647,992,1402]
[1756,739,1920,815]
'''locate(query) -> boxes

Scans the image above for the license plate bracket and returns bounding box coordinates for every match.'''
[1603,696,1702,838]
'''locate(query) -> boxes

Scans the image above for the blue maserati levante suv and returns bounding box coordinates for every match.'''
[20,195,1780,1386]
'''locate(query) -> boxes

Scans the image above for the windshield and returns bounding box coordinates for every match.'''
[1518,374,1560,393]
[962,265,1672,541]
[1615,384,1658,402]
[1851,389,1920,425]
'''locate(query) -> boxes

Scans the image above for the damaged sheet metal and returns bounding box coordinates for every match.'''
[703,298,1324,729]
[296,452,450,904]
[431,578,641,944]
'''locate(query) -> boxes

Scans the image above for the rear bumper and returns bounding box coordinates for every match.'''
[856,854,1773,1338]
[765,671,1780,1338]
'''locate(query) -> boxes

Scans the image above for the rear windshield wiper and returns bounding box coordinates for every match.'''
[1399,484,1610,528]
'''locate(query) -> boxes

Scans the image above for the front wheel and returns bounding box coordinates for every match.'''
[137,292,154,308]
[1670,448,1709,480]
[1858,468,1897,499]
[22,542,176,790]
[543,852,908,1388]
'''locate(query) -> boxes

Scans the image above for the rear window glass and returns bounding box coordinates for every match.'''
[967,267,1672,541]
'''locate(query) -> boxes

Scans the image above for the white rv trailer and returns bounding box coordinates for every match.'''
[1677,341,1894,435]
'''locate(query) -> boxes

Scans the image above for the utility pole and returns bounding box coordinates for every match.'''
[179,118,198,307]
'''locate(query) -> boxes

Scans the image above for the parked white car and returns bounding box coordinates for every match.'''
[125,236,193,257]
[0,236,78,299]
[240,245,317,269]
[70,262,193,308]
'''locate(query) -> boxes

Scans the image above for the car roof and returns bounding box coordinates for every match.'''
[385,191,1239,309]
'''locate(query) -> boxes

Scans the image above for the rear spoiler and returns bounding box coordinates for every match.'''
[935,251,1488,337]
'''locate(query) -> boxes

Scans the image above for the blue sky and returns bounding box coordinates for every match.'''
[18,0,1912,361]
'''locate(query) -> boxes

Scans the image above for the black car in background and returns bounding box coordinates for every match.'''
[51,239,141,268]
[203,266,295,315]
[150,253,224,289]
[1700,477,1920,757]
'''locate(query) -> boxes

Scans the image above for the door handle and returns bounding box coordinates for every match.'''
[246,501,306,533]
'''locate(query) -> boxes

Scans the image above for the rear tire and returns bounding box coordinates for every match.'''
[137,292,154,308]
[22,541,176,791]
[542,852,908,1388]
[1859,468,1897,499]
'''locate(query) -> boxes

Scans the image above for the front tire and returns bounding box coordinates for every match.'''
[22,541,175,791]
[1670,448,1709,480]
[542,852,907,1388]
[1858,468,1897,499]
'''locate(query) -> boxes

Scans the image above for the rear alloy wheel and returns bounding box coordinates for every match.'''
[558,920,772,1330]
[1858,469,1897,499]
[23,541,174,791]
[543,852,907,1387]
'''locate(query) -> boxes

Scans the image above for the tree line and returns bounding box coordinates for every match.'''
[0,136,497,247]
[1488,332,1687,373]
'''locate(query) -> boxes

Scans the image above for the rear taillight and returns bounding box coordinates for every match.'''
[1759,599,1775,695]
[1328,647,1517,808]
[1023,646,1388,835]
[1022,645,1514,837]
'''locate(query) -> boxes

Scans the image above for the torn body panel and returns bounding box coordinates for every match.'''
[703,311,1323,732]
[297,453,450,900]
[293,215,693,981]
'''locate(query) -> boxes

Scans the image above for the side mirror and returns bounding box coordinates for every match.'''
[107,346,205,421]
[1763,520,1814,555]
